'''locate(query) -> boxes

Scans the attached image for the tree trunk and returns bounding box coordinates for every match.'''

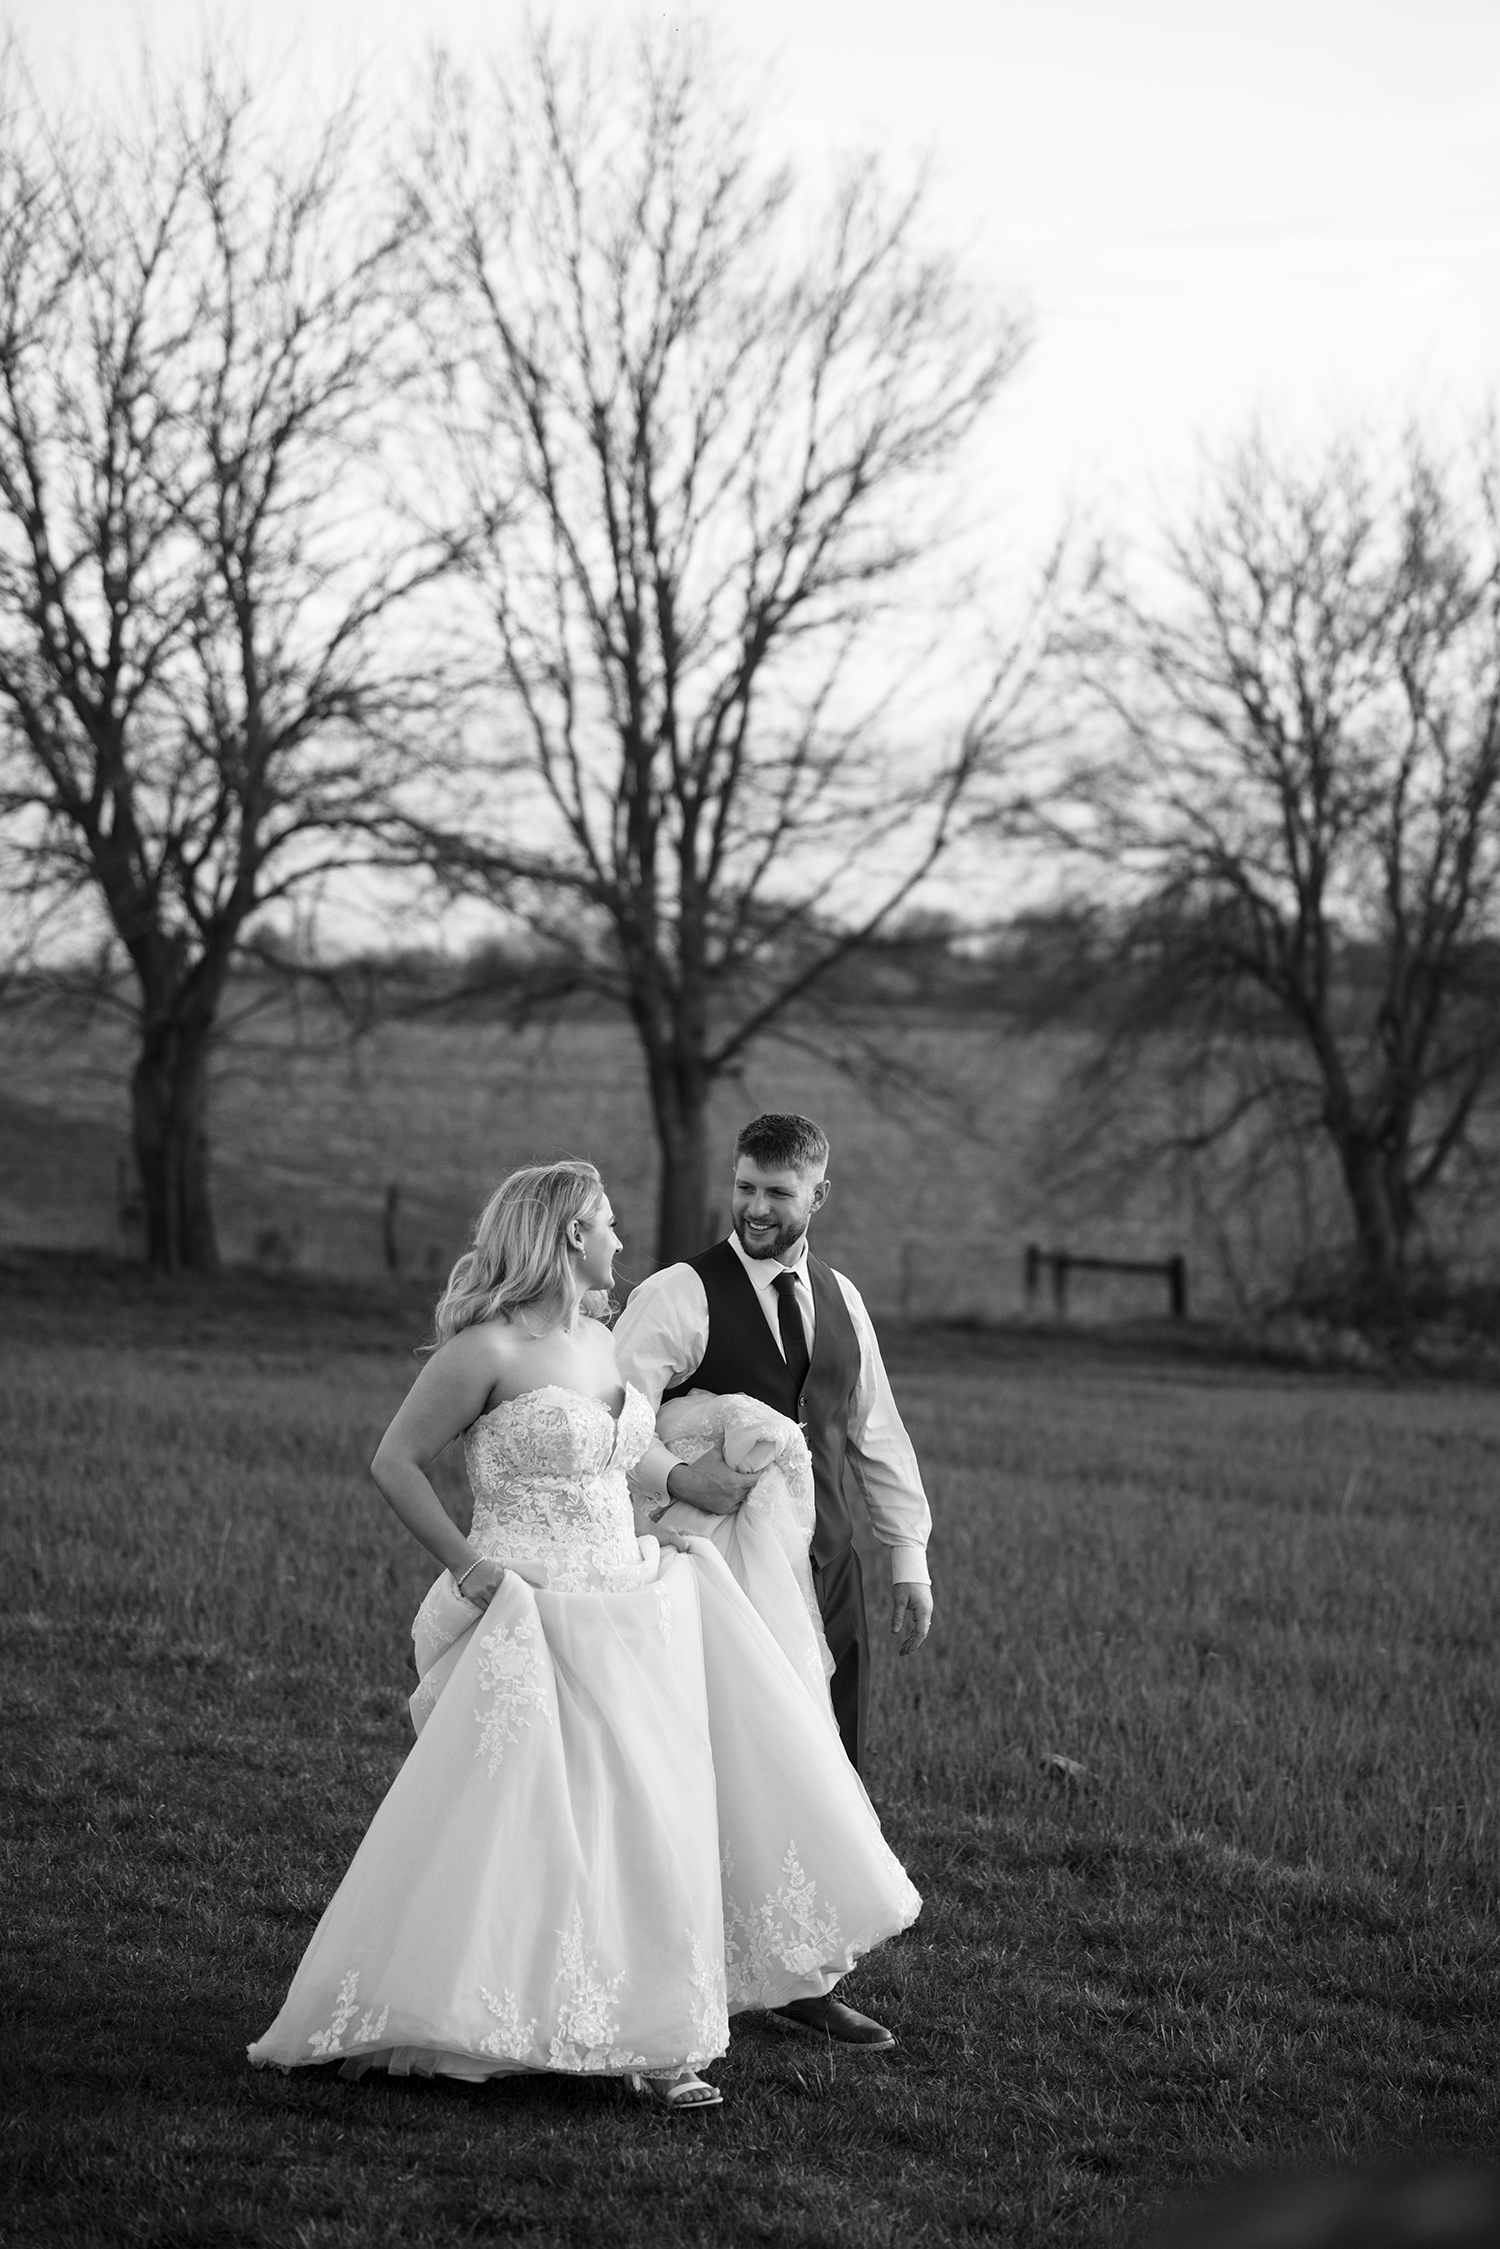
[647,1051,716,1268]
[131,1016,220,1275]
[1338,1136,1408,1325]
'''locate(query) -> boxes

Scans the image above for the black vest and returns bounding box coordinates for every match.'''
[663,1239,861,1568]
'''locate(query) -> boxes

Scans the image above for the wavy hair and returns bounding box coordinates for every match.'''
[430,1160,609,1346]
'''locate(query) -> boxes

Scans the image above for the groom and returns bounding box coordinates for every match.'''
[614,1110,933,2051]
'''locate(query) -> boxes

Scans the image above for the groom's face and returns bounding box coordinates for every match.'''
[731,1157,830,1262]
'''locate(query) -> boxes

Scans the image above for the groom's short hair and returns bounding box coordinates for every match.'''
[735,1113,829,1176]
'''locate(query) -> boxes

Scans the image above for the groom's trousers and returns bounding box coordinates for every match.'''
[812,1545,869,1775]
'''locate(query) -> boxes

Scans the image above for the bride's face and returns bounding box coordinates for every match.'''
[571,1195,621,1291]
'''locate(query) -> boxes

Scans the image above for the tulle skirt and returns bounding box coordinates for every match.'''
[248,1538,919,2080]
[654,1389,837,1715]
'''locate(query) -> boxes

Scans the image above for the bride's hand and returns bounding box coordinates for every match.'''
[652,1525,693,1554]
[454,1557,549,1605]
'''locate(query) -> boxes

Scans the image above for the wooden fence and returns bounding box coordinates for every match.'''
[1023,1243,1188,1320]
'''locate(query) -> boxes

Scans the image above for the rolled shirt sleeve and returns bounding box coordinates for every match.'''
[612,1263,709,1506]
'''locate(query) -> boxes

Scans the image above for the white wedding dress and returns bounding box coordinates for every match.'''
[248,1383,920,2081]
[654,1390,837,1719]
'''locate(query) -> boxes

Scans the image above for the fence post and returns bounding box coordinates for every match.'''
[116,1152,144,1258]
[383,1183,401,1274]
[1167,1253,1187,1319]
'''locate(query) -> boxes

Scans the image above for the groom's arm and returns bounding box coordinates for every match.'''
[613,1263,706,1415]
[614,1265,756,1521]
[836,1274,934,1655]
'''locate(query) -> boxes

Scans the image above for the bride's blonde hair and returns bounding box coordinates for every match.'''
[431,1160,611,1345]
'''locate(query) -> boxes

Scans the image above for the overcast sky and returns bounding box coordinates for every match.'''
[11,0,1499,562]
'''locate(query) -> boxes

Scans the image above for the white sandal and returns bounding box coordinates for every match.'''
[629,2068,723,2112]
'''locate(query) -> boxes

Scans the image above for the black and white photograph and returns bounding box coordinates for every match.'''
[2,2,1499,2243]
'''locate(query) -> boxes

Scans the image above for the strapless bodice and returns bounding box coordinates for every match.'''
[462,1382,658,1592]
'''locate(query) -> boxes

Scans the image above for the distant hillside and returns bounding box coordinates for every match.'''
[9,979,1497,1321]
[0,984,1331,1323]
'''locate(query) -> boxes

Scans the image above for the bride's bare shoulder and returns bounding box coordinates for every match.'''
[431,1316,526,1376]
[421,1317,534,1427]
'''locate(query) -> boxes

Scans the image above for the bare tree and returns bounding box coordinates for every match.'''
[0,58,448,1270]
[1051,430,1500,1322]
[404,22,1032,1262]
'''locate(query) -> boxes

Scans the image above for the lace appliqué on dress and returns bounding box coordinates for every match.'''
[479,1985,538,2061]
[687,1932,729,2063]
[721,1841,843,2007]
[307,1969,389,2058]
[463,1386,658,1594]
[773,1424,816,1522]
[474,1615,551,1776]
[548,1905,649,2073]
[655,1583,674,1647]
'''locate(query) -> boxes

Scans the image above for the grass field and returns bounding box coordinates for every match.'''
[2,1255,1498,2247]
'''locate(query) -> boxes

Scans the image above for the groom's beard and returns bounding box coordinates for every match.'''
[734,1212,808,1261]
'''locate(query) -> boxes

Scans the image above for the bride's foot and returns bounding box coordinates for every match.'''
[630,2067,723,2112]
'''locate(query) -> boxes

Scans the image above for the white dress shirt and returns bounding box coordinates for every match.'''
[613,1232,931,1586]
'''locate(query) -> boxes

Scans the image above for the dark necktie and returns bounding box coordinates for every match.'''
[772,1269,811,1402]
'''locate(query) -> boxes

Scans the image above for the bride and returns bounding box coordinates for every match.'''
[248,1160,919,2112]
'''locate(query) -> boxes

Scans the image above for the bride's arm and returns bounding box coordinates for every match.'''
[371,1332,540,1603]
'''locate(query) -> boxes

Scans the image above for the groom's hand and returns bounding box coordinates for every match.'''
[665,1446,758,1515]
[891,1581,933,1657]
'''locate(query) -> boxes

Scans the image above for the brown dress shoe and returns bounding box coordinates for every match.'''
[768,1994,895,2048]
